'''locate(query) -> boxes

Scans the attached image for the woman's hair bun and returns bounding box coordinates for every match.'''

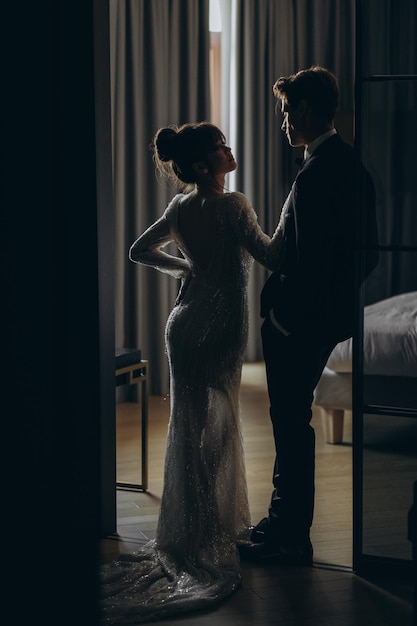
[154,126,178,162]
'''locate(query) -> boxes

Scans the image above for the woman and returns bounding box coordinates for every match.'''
[101,122,285,623]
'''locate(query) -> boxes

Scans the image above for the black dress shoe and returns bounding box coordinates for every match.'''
[250,517,270,543]
[239,538,313,567]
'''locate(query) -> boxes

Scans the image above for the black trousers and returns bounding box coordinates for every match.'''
[261,316,337,539]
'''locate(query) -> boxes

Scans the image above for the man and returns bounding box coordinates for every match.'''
[241,66,377,566]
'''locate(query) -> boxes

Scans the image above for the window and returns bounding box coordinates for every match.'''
[209,0,222,127]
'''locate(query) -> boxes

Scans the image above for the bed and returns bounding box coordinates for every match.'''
[314,291,417,443]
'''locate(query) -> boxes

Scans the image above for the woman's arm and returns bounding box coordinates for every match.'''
[226,192,285,271]
[129,215,189,279]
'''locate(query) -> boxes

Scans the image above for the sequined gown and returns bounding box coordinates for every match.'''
[101,191,284,623]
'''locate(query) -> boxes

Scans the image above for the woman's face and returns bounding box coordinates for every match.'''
[206,140,238,175]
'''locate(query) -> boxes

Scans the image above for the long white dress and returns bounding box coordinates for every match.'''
[100,191,284,623]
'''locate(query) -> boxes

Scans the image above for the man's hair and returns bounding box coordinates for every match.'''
[273,66,339,122]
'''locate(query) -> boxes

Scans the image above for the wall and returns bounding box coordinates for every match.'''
[3,2,112,624]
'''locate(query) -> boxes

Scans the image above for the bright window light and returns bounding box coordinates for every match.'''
[209,0,222,32]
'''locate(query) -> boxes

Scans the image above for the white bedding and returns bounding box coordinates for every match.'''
[314,291,417,414]
[326,291,417,377]
[314,368,352,410]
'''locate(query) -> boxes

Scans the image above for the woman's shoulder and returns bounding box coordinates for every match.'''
[163,193,186,219]
[223,190,257,216]
[222,190,249,202]
[220,191,252,212]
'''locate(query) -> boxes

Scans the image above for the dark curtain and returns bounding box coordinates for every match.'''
[110,0,211,393]
[111,1,416,392]
[230,0,355,358]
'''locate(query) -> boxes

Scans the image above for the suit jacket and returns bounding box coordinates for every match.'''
[261,134,377,343]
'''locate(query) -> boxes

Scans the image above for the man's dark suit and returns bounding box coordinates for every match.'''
[260,133,376,540]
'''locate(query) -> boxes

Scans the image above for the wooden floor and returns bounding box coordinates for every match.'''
[101,363,414,625]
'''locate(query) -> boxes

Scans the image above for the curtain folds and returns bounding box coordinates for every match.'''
[110,0,210,394]
[227,0,355,359]
[110,0,355,393]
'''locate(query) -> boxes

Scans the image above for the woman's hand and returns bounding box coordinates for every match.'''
[175,271,192,305]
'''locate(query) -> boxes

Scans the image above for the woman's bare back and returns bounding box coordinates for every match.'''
[177,193,219,269]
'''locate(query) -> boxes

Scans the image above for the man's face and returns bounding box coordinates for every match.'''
[280,99,305,147]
